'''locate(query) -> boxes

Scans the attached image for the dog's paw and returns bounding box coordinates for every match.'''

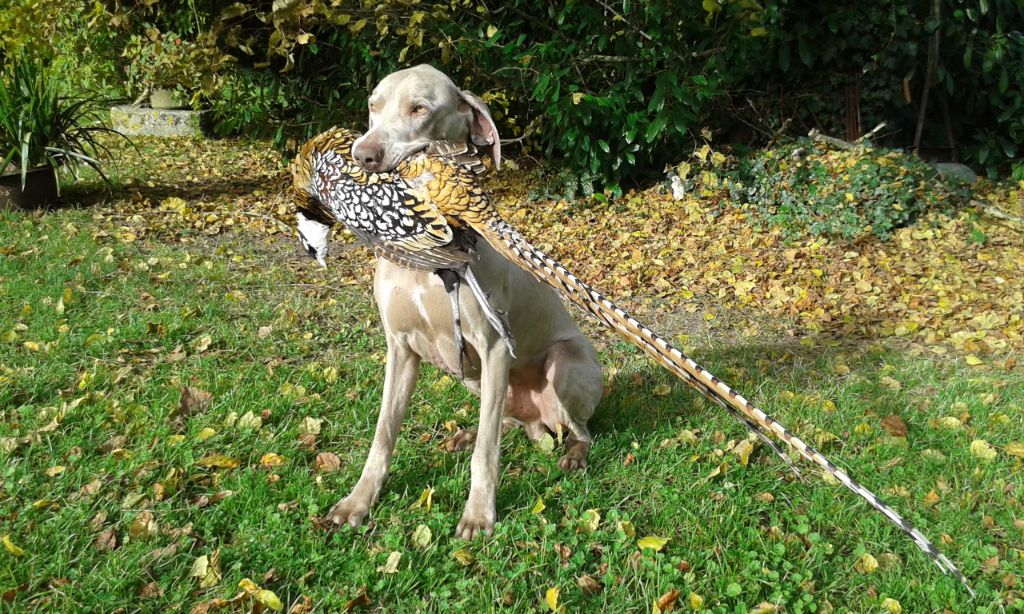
[557,453,588,472]
[557,439,591,472]
[327,496,371,527]
[455,504,496,539]
[442,429,477,452]
[455,516,495,540]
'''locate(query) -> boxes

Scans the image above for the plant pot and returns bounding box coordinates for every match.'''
[150,87,188,110]
[0,166,59,210]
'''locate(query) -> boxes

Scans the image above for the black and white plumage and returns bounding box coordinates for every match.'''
[290,127,975,597]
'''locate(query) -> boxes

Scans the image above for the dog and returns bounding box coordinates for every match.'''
[323,65,603,538]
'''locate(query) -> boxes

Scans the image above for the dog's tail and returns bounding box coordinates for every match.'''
[476,217,974,596]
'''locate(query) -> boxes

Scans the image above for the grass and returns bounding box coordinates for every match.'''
[1,138,1022,613]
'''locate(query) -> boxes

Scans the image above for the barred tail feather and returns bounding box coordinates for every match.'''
[479,218,974,596]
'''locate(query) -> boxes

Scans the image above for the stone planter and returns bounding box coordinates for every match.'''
[150,87,188,110]
[0,166,59,210]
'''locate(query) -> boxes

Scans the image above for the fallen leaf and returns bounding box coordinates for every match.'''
[536,433,555,453]
[970,439,997,462]
[531,497,546,515]
[411,524,432,548]
[617,520,636,539]
[129,511,159,540]
[411,486,434,511]
[196,454,240,469]
[879,376,902,391]
[656,588,680,611]
[881,597,902,613]
[95,528,118,552]
[577,509,601,534]
[577,574,603,594]
[688,592,704,610]
[178,386,213,416]
[377,551,401,574]
[45,465,66,477]
[638,535,670,552]
[80,479,102,495]
[343,587,372,611]
[2,535,25,557]
[653,382,672,397]
[191,549,222,588]
[856,552,879,573]
[451,548,474,566]
[314,452,341,474]
[192,334,213,353]
[731,438,755,466]
[545,586,559,611]
[261,452,286,468]
[237,411,262,430]
[750,603,779,614]
[880,415,908,437]
[1004,442,1024,457]
[300,416,323,435]
[139,581,163,599]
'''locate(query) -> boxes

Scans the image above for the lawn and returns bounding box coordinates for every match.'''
[1,136,1022,612]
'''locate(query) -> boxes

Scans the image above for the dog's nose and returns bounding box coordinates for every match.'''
[353,141,385,172]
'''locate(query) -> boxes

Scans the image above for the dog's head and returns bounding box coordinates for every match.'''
[352,64,501,172]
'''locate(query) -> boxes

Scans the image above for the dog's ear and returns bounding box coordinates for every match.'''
[459,90,501,170]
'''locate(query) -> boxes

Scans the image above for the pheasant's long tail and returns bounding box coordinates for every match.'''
[477,217,973,596]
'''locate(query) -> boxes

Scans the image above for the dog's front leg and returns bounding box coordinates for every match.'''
[328,339,420,527]
[455,341,510,539]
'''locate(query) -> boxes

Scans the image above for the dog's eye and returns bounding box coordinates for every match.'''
[411,104,428,116]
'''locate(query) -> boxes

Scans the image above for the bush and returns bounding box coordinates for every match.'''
[727,139,972,239]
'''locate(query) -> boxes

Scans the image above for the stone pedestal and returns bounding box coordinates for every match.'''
[110,105,211,138]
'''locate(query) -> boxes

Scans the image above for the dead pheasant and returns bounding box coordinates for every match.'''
[291,127,974,595]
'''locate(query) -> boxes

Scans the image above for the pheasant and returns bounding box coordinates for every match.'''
[290,127,974,595]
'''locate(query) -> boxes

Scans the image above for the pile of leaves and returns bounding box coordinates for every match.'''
[725,139,972,239]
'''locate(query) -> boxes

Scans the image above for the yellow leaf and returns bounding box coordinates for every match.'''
[300,416,323,435]
[411,524,432,548]
[881,597,902,614]
[617,520,636,539]
[545,586,559,611]
[23,341,44,352]
[237,411,262,430]
[531,497,546,515]
[856,552,879,573]
[256,589,283,611]
[196,454,240,469]
[637,535,670,551]
[196,427,217,441]
[451,548,474,566]
[3,535,26,556]
[970,439,997,462]
[45,465,65,477]
[689,592,704,610]
[1004,442,1024,457]
[731,438,755,466]
[260,453,286,468]
[965,354,983,366]
[191,550,222,588]
[577,509,601,534]
[411,486,434,511]
[653,383,672,397]
[377,551,402,574]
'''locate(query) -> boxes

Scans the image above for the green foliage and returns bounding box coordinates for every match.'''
[121,29,234,104]
[728,140,971,239]
[0,55,129,191]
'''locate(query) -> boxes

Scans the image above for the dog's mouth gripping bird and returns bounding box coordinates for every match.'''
[290,126,974,596]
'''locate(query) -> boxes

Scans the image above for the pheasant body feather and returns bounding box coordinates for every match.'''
[290,127,974,596]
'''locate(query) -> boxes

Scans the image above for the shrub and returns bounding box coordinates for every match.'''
[727,139,972,239]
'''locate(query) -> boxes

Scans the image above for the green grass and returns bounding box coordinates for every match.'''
[1,199,1022,611]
